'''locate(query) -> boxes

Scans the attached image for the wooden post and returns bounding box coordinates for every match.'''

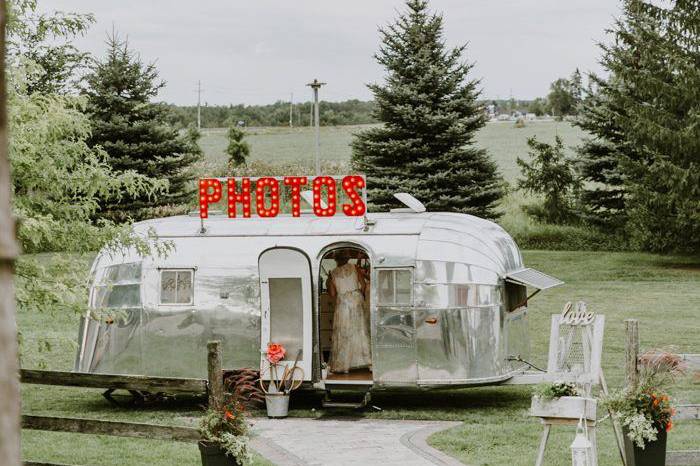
[0,2,21,465]
[207,341,224,410]
[625,319,639,390]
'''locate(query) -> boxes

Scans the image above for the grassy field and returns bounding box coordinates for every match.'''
[199,120,586,182]
[19,250,700,465]
[198,121,618,251]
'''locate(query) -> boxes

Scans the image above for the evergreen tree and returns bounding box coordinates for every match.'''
[576,0,700,252]
[84,34,201,220]
[226,126,250,167]
[351,0,504,218]
[574,75,635,230]
[517,136,580,225]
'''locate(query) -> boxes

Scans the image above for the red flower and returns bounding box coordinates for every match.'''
[266,343,286,364]
[666,421,673,432]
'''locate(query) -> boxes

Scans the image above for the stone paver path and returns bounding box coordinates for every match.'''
[250,418,462,466]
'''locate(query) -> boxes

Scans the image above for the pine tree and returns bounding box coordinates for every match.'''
[351,0,504,218]
[576,0,700,252]
[84,34,201,220]
[226,126,250,167]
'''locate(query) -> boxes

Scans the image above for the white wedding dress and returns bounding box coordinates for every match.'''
[329,263,371,373]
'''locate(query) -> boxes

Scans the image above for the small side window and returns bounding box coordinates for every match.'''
[377,269,412,305]
[160,269,194,305]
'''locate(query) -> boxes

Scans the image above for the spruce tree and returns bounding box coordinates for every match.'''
[351,0,503,218]
[226,126,250,167]
[576,0,700,252]
[84,34,201,220]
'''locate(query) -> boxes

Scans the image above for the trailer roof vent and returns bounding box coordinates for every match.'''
[301,190,327,211]
[391,193,426,213]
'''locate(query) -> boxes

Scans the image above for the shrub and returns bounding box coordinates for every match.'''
[517,136,581,225]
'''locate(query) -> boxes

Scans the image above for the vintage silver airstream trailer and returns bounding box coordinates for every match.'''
[74,200,562,392]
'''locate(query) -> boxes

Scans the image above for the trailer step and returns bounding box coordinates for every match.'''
[322,390,371,410]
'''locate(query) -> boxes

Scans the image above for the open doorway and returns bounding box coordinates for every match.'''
[319,246,372,383]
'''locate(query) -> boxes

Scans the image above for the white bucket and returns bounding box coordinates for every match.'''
[265,393,290,418]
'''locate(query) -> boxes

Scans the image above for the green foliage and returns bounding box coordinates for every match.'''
[226,126,251,167]
[167,99,378,128]
[601,349,684,448]
[84,33,202,221]
[199,395,251,465]
[351,0,504,218]
[533,381,580,400]
[576,0,700,253]
[527,97,549,116]
[517,136,580,224]
[7,3,174,364]
[547,69,582,117]
[7,0,94,94]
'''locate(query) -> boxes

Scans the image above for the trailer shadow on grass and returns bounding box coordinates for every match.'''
[278,385,533,422]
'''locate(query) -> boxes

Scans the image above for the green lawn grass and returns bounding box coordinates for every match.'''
[18,250,700,465]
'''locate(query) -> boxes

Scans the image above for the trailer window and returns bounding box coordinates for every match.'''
[160,269,194,305]
[91,262,141,309]
[377,269,412,305]
[505,282,527,312]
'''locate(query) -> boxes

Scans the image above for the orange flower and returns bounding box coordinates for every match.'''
[666,421,673,432]
[266,343,286,364]
[653,398,660,407]
[225,410,234,420]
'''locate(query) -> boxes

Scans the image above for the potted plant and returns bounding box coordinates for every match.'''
[601,349,685,466]
[531,381,597,420]
[260,342,304,418]
[199,393,252,466]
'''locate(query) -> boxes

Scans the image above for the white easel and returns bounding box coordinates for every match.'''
[533,302,605,466]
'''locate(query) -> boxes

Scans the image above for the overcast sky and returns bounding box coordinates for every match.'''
[43,0,621,106]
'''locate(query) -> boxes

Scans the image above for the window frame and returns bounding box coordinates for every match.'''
[159,268,196,306]
[376,267,414,306]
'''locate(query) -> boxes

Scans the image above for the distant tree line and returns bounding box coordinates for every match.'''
[166,100,378,128]
[168,98,555,129]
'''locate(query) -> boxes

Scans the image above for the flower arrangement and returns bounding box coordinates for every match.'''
[601,349,685,448]
[199,392,252,465]
[533,381,581,400]
[262,342,304,394]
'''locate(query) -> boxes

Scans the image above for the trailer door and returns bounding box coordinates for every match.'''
[259,248,313,381]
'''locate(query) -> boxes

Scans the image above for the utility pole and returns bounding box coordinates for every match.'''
[289,92,293,128]
[306,78,326,175]
[309,100,313,127]
[196,80,203,130]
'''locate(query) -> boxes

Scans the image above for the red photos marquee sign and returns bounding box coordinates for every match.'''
[198,175,366,219]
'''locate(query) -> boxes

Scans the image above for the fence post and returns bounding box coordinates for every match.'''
[207,341,224,410]
[625,319,639,390]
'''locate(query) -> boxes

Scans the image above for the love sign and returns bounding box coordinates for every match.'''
[198,175,367,219]
[560,301,595,326]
